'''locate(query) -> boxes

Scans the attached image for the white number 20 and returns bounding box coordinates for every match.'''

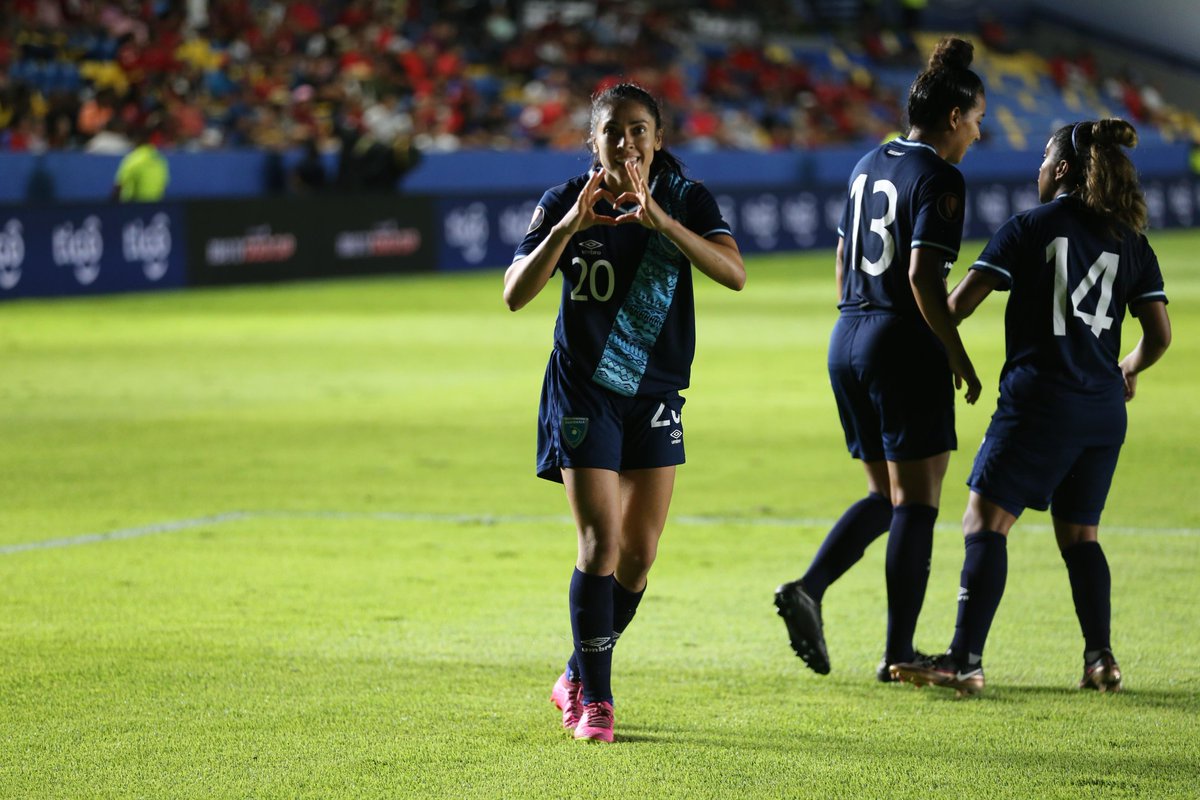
[1047,237,1118,338]
[847,174,898,276]
[569,257,615,302]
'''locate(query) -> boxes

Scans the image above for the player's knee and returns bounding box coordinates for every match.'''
[576,528,620,572]
[617,540,658,583]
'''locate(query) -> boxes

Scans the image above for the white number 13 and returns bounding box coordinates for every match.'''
[848,174,898,276]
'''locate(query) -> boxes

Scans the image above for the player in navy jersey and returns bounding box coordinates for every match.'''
[775,37,985,681]
[892,119,1171,696]
[503,83,745,742]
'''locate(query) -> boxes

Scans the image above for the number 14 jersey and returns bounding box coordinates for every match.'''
[972,194,1168,444]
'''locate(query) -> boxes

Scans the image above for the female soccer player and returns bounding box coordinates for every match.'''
[775,37,984,680]
[503,83,745,742]
[892,119,1171,696]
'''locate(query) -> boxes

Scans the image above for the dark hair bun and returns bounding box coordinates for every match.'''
[1092,118,1138,149]
[928,37,974,71]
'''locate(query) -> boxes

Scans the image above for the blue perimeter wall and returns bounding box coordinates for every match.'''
[2,144,1198,301]
[1,143,1192,202]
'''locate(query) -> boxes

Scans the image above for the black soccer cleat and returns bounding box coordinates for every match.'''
[774,579,830,675]
[891,651,985,697]
[1079,649,1123,693]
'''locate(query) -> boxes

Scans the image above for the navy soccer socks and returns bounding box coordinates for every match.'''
[801,492,893,603]
[950,530,1008,668]
[568,568,616,705]
[1061,540,1112,656]
[884,503,938,663]
[566,576,645,685]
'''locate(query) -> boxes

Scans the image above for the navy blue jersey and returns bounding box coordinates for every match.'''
[836,137,966,318]
[514,169,732,397]
[971,194,1168,443]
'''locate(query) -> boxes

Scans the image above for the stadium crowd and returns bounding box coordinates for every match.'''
[0,0,1194,161]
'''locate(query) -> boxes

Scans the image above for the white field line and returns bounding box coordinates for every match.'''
[1,510,1197,557]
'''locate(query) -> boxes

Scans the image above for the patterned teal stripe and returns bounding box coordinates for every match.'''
[592,173,689,396]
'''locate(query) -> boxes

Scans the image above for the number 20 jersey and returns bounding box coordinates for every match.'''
[513,170,732,397]
[971,194,1168,443]
[836,137,966,318]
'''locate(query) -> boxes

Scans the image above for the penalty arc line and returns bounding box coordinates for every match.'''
[1,509,1198,557]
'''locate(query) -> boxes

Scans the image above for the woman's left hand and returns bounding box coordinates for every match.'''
[612,158,669,231]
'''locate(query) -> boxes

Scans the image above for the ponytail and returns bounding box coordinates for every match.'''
[907,37,985,130]
[1051,119,1148,234]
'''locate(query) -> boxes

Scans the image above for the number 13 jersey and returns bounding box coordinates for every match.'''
[836,137,967,317]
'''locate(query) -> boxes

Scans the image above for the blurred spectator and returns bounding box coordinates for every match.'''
[1,0,1195,160]
[290,134,328,194]
[112,119,169,201]
[85,118,132,154]
[336,124,421,193]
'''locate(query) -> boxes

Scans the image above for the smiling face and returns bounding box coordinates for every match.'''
[591,98,662,187]
[944,93,986,164]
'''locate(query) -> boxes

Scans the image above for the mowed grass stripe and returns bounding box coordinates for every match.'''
[3,509,1199,558]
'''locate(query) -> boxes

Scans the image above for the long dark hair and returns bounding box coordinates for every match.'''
[906,37,985,130]
[1050,118,1148,235]
[588,83,686,178]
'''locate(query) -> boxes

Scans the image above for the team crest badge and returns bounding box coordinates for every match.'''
[561,417,589,448]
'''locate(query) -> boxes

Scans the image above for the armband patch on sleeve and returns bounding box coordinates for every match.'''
[527,206,545,234]
[937,192,963,222]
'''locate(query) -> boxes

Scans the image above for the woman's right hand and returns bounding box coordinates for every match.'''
[557,168,619,236]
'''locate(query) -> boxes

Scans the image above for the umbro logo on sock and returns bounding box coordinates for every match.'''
[581,636,613,652]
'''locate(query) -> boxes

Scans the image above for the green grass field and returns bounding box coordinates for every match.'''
[2,231,1198,798]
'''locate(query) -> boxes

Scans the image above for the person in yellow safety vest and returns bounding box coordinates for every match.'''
[112,124,169,202]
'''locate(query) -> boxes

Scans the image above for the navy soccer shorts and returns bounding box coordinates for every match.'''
[827,311,956,462]
[536,348,686,483]
[967,432,1122,526]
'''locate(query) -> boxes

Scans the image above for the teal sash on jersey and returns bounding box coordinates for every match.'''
[592,172,689,397]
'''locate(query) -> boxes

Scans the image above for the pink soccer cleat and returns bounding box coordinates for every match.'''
[573,700,615,743]
[550,672,583,729]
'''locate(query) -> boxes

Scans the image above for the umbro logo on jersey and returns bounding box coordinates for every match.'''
[670,429,683,444]
[579,239,603,255]
[958,586,969,602]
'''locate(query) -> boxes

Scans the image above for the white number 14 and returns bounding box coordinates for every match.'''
[1048,236,1117,338]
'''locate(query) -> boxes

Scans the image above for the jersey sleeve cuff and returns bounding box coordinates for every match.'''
[971,259,1013,288]
[911,239,959,260]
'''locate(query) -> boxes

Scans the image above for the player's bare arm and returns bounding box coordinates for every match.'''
[834,238,846,299]
[612,158,745,291]
[1119,301,1171,401]
[948,268,1003,323]
[504,169,619,311]
[909,246,981,403]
